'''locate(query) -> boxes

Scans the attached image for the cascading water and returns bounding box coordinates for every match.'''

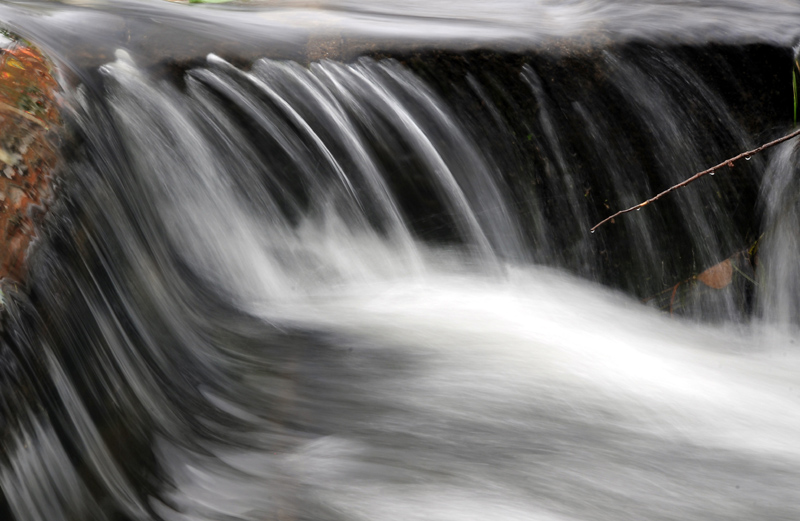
[2,2,800,521]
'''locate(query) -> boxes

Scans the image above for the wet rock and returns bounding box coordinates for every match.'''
[0,30,62,283]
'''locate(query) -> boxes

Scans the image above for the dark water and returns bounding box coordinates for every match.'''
[3,2,800,521]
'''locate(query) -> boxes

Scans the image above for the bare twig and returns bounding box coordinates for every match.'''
[591,127,800,232]
[0,101,48,129]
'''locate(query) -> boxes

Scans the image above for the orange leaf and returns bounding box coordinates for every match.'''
[697,258,733,289]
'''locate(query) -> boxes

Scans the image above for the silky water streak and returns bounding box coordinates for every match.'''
[1,43,800,521]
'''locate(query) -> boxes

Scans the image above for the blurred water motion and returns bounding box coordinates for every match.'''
[1,0,800,68]
[1,2,800,521]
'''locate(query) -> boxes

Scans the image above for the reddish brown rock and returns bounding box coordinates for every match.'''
[0,34,61,283]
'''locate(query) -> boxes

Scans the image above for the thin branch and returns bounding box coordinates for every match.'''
[0,101,48,129]
[590,127,800,232]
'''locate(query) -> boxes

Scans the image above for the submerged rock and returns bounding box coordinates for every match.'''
[0,30,62,284]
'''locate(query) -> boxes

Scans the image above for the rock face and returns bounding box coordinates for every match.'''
[0,32,61,283]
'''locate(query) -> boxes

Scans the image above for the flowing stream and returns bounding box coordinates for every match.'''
[3,2,800,521]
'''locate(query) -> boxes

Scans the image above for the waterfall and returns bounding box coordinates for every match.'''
[2,2,800,521]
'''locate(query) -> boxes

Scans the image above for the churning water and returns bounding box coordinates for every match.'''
[3,1,800,520]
